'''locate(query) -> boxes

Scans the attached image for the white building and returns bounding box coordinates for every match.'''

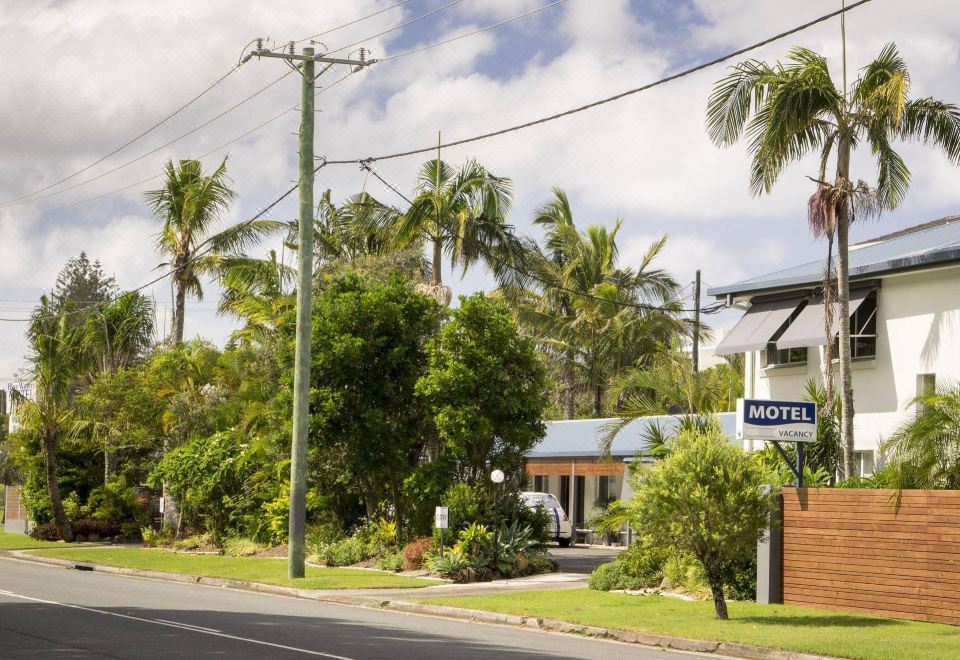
[709,216,960,474]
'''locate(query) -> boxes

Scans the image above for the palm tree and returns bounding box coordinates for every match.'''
[17,297,89,541]
[83,292,154,482]
[146,158,277,343]
[881,384,960,489]
[215,250,295,345]
[502,188,680,418]
[388,158,516,304]
[706,43,960,478]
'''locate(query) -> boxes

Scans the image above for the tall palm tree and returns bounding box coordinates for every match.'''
[146,158,277,343]
[215,250,295,345]
[83,292,154,482]
[502,188,681,418]
[389,158,516,304]
[707,43,960,478]
[17,297,89,541]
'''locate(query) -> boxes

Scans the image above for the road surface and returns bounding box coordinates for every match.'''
[0,557,705,659]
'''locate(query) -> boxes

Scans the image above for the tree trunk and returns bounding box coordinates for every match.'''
[822,233,835,405]
[836,138,856,480]
[41,432,73,542]
[704,561,728,620]
[563,351,576,420]
[162,437,179,531]
[170,278,186,344]
[593,383,603,418]
[432,234,443,287]
[104,447,117,485]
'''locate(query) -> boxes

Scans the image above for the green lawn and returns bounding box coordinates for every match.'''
[0,530,66,551]
[417,590,960,660]
[28,546,432,590]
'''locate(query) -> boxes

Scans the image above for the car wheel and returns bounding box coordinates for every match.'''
[558,537,571,548]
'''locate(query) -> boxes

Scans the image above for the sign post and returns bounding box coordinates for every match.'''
[435,506,448,558]
[737,399,817,487]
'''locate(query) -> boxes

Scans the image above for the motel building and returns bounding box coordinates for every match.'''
[708,215,960,474]
[524,215,960,542]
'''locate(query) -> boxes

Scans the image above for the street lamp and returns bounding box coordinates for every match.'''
[490,469,505,576]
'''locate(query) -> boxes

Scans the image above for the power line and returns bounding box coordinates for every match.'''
[0,70,296,209]
[0,164,326,323]
[324,0,468,56]
[358,162,724,317]
[380,0,569,61]
[0,64,244,207]
[293,0,413,47]
[335,0,874,164]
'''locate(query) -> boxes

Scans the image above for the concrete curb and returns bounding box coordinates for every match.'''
[5,551,835,660]
[375,600,837,660]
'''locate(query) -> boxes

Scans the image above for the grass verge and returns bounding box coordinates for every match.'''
[417,589,960,660]
[0,530,66,551]
[28,546,432,590]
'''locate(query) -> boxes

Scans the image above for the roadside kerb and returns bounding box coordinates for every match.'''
[5,550,835,660]
[372,600,838,660]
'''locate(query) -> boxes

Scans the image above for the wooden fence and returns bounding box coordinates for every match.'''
[780,487,960,625]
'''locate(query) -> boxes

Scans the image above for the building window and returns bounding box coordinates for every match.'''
[853,451,875,477]
[533,475,549,492]
[764,304,808,367]
[598,476,609,503]
[833,291,878,360]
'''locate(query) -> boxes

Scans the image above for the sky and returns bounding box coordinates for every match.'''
[1,0,959,380]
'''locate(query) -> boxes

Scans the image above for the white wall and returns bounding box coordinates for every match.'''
[750,265,960,454]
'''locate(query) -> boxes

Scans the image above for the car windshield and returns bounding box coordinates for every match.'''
[523,492,562,510]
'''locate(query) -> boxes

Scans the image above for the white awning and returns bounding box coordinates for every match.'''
[714,297,806,356]
[776,289,873,350]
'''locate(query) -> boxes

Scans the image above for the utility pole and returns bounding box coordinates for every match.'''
[692,269,701,373]
[246,40,372,579]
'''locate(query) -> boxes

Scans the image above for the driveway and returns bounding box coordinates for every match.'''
[548,545,623,575]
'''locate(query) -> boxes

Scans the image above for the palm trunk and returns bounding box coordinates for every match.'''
[593,383,603,417]
[836,137,856,480]
[162,436,180,531]
[104,446,117,484]
[41,432,73,542]
[432,234,443,287]
[563,350,576,420]
[171,278,186,344]
[822,232,835,405]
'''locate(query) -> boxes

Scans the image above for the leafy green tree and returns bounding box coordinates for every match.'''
[625,423,773,619]
[51,252,117,314]
[417,294,548,486]
[707,43,960,478]
[881,383,960,489]
[296,274,441,535]
[146,158,276,343]
[387,159,515,301]
[501,188,681,418]
[16,297,91,540]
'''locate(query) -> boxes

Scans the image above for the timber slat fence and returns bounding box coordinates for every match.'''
[781,487,960,625]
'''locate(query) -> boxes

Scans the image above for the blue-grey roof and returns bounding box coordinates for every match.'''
[708,217,960,299]
[526,413,737,458]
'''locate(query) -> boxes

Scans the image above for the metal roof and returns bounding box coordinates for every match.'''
[708,216,960,299]
[526,413,737,458]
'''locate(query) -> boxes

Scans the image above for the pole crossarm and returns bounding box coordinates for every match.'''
[247,49,375,68]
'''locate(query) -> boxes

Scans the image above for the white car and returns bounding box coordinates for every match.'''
[522,491,573,547]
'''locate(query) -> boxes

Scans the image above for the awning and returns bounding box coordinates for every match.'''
[776,289,873,350]
[714,297,805,356]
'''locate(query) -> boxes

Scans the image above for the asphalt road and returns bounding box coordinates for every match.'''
[549,546,623,575]
[0,558,706,659]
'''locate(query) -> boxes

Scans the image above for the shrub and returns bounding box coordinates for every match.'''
[89,476,150,528]
[526,551,558,575]
[30,522,61,542]
[142,526,175,548]
[378,552,403,572]
[589,562,633,591]
[426,546,470,578]
[401,537,434,570]
[222,537,264,557]
[172,533,214,551]
[588,537,669,592]
[457,523,492,560]
[71,518,122,540]
[663,553,707,592]
[312,536,369,567]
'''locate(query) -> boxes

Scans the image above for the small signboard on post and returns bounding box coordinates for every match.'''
[435,506,449,557]
[737,398,817,487]
[736,399,817,442]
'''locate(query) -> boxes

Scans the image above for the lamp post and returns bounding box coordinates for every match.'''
[490,469,505,575]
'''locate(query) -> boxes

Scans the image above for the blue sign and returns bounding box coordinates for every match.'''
[736,398,817,442]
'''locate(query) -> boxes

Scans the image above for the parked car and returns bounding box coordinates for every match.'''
[522,491,573,547]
